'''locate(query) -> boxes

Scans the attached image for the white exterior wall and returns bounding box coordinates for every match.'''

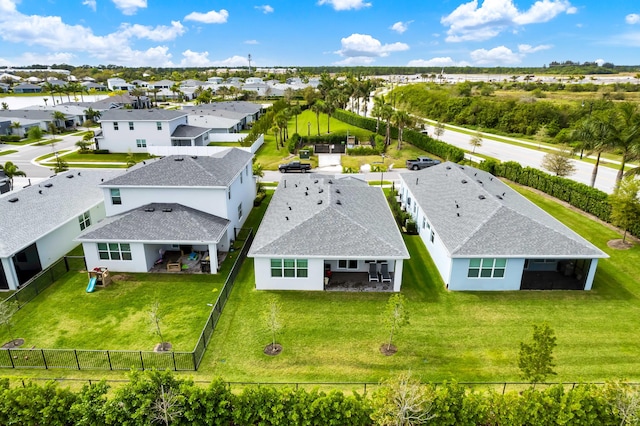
[254,257,324,290]
[1,257,19,290]
[449,258,524,291]
[584,258,598,290]
[36,203,106,269]
[83,242,149,273]
[98,116,187,153]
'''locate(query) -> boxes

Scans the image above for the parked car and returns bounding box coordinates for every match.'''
[278,161,312,173]
[406,156,441,170]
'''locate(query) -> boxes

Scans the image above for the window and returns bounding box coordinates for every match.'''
[338,259,358,269]
[467,258,507,278]
[246,165,249,177]
[156,122,162,130]
[110,188,121,205]
[113,122,119,131]
[407,197,411,207]
[422,218,426,229]
[430,229,435,243]
[240,173,243,184]
[136,139,146,147]
[228,189,231,200]
[78,211,91,231]
[270,258,307,278]
[128,121,134,130]
[238,203,243,220]
[97,243,132,261]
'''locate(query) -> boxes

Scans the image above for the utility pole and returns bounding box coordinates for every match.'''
[247,54,252,74]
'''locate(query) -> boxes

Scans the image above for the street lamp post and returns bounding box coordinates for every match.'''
[307,122,311,137]
[380,154,385,187]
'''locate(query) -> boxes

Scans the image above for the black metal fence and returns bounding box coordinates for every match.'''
[0,230,253,371]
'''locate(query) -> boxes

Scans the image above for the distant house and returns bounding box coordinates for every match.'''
[186,101,262,129]
[182,107,243,133]
[107,78,134,91]
[249,175,409,291]
[77,149,256,274]
[81,81,107,91]
[95,109,201,153]
[148,80,175,90]
[12,83,42,94]
[398,162,608,291]
[0,171,9,194]
[0,170,122,290]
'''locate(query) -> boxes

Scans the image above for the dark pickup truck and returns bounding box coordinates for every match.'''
[278,161,312,173]
[406,156,441,170]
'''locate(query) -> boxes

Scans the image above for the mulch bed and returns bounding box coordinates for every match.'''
[153,342,173,352]
[2,338,24,349]
[264,343,282,356]
[380,343,397,356]
[607,239,634,250]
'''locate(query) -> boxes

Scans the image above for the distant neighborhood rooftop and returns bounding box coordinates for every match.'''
[99,108,187,121]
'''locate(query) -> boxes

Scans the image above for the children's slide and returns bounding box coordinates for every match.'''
[86,276,97,293]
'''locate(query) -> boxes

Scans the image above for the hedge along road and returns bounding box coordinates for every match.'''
[428,123,618,194]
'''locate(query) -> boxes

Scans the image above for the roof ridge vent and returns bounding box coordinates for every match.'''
[317,199,322,205]
[336,199,342,205]
[478,195,486,200]
[162,208,173,212]
[318,188,323,193]
[174,157,184,161]
[8,197,18,203]
[144,207,155,212]
[66,174,74,178]
[477,180,483,185]
[336,188,341,194]
[496,195,503,200]
[461,179,467,184]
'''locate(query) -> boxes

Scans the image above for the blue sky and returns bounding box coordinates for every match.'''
[0,0,638,68]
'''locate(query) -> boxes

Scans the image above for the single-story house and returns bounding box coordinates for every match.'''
[0,170,122,290]
[12,83,42,94]
[398,162,608,291]
[249,175,409,291]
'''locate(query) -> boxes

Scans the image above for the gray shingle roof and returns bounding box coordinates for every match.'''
[249,175,409,258]
[171,124,209,138]
[100,109,187,121]
[101,148,253,188]
[76,203,229,243]
[0,170,123,257]
[400,162,607,258]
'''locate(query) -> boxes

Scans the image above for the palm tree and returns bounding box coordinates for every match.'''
[392,110,413,150]
[310,102,323,136]
[613,103,640,184]
[9,121,21,136]
[324,90,340,134]
[170,83,182,102]
[289,105,301,134]
[43,81,59,105]
[130,87,147,109]
[572,111,617,187]
[380,103,394,146]
[51,111,66,130]
[371,96,386,134]
[83,107,101,123]
[0,161,26,190]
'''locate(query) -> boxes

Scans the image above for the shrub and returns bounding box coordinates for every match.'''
[347,146,380,156]
[287,133,301,154]
[254,192,267,207]
[0,135,21,142]
[93,149,110,154]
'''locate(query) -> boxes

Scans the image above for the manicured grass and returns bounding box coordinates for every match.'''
[61,152,152,163]
[0,150,17,156]
[0,273,224,351]
[199,185,640,384]
[208,142,243,147]
[34,150,70,161]
[33,138,62,146]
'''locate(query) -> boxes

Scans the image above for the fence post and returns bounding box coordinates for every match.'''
[192,351,197,371]
[107,351,112,370]
[502,382,507,395]
[172,352,177,371]
[41,349,48,369]
[64,256,69,272]
[139,351,145,370]
[7,349,14,368]
[74,349,80,370]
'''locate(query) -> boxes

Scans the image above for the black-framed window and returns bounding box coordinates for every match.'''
[110,188,121,205]
[338,259,358,269]
[468,258,507,278]
[78,211,91,231]
[97,243,132,261]
[270,259,308,278]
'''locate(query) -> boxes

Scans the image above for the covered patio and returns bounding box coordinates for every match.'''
[324,271,393,292]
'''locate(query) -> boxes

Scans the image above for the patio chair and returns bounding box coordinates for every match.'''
[368,263,379,282]
[380,263,392,283]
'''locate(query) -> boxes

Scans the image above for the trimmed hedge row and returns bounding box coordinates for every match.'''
[0,135,21,142]
[333,109,464,162]
[0,371,636,425]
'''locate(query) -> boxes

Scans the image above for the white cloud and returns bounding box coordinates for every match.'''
[407,57,458,67]
[112,0,146,15]
[15,51,77,65]
[82,0,96,11]
[335,33,409,60]
[93,45,174,67]
[333,56,375,65]
[470,45,522,65]
[210,55,253,67]
[0,0,17,14]
[244,39,259,44]
[118,21,185,42]
[184,9,229,24]
[518,43,552,53]
[179,50,212,67]
[442,0,575,42]
[626,13,640,25]
[390,21,412,34]
[255,5,274,14]
[318,0,371,11]
[595,58,605,66]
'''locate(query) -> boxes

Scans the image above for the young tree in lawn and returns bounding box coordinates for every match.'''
[53,156,69,174]
[263,297,283,355]
[469,130,483,153]
[541,146,577,177]
[609,176,640,243]
[0,301,20,346]
[603,381,640,426]
[126,151,136,168]
[51,111,66,130]
[149,301,168,351]
[1,161,26,190]
[1,102,8,110]
[27,126,42,141]
[517,322,557,384]
[151,384,183,426]
[383,293,409,354]
[371,371,436,426]
[310,102,323,136]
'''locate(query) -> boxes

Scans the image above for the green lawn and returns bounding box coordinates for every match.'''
[60,152,152,163]
[0,150,17,156]
[198,185,640,384]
